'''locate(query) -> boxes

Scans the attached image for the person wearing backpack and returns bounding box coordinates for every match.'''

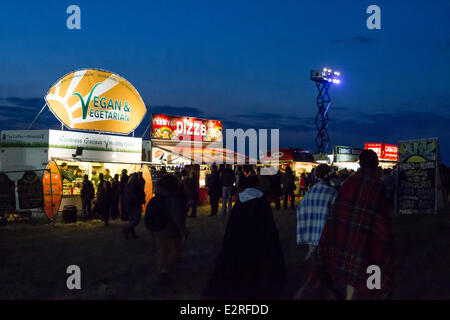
[145,174,188,295]
[81,174,95,220]
[206,164,221,217]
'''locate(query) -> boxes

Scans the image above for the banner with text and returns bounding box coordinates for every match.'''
[397,138,438,215]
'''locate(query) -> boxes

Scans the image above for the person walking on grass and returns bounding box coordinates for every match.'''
[281,166,296,210]
[270,169,282,209]
[206,164,221,216]
[220,164,235,216]
[203,175,286,299]
[296,164,339,260]
[294,164,339,299]
[145,174,188,297]
[299,150,394,300]
[123,173,146,239]
[185,170,199,218]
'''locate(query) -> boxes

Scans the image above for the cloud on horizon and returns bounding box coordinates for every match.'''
[1,97,449,163]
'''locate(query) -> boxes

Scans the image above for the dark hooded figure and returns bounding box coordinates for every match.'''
[203,175,287,300]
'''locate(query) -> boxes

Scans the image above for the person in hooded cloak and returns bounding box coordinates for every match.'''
[203,175,287,300]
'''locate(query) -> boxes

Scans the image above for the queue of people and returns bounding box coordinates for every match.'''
[79,168,144,228]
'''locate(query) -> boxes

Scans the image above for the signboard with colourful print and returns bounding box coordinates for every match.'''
[151,114,223,142]
[45,69,147,134]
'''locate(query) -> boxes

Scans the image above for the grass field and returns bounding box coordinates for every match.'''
[1,202,450,300]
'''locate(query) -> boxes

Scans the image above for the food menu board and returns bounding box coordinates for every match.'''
[397,138,438,215]
[43,160,63,220]
[151,114,223,142]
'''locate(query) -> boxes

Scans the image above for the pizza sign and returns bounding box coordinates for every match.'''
[150,114,223,142]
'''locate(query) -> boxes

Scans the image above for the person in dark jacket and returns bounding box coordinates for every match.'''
[123,173,146,239]
[110,174,120,220]
[221,164,235,216]
[281,166,296,210]
[80,174,94,219]
[150,174,189,296]
[95,173,106,220]
[203,175,287,299]
[270,169,282,209]
[119,169,129,221]
[206,164,221,216]
[184,170,199,218]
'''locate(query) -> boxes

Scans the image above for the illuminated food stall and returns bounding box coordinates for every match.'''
[332,145,363,171]
[364,143,398,168]
[260,148,318,190]
[0,68,152,220]
[148,113,226,187]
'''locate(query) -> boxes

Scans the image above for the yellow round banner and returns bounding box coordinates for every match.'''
[45,69,147,134]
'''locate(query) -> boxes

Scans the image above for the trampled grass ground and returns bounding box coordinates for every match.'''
[1,201,450,300]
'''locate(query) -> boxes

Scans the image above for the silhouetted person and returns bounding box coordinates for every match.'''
[206,164,221,216]
[110,174,120,220]
[80,174,94,219]
[204,175,286,299]
[185,170,199,218]
[270,170,282,209]
[281,166,296,210]
[120,169,129,221]
[148,174,188,297]
[220,164,235,216]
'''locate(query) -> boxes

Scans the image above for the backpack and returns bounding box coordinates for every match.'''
[144,195,168,232]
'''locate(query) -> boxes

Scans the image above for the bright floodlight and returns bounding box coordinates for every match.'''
[310,68,341,84]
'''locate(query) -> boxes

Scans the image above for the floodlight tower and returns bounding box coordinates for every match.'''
[310,68,341,154]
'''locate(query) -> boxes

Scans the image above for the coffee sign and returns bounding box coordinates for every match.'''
[45,69,147,134]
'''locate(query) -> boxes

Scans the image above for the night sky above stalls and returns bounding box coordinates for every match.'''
[0,1,449,162]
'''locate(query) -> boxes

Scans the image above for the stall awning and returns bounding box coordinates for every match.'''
[262,148,315,163]
[155,145,253,164]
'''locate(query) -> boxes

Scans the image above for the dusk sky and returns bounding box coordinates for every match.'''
[1,1,449,162]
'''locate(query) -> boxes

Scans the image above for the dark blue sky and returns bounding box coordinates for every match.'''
[1,1,449,162]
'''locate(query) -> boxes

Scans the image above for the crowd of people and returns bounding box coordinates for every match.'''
[72,151,401,300]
